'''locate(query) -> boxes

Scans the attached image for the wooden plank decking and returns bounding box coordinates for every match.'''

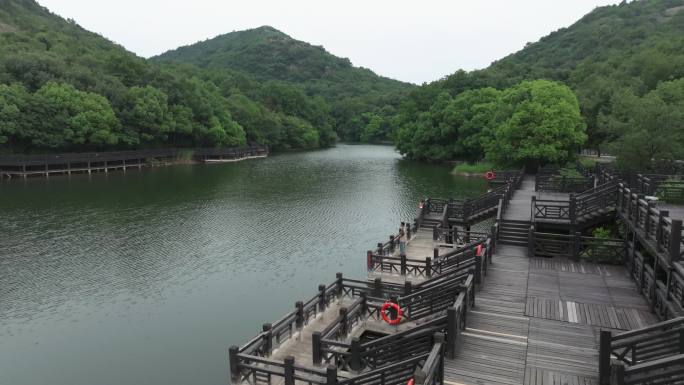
[439,177,658,385]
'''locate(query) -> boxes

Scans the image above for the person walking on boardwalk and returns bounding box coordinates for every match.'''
[398,225,407,258]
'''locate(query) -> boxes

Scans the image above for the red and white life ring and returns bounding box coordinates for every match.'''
[476,244,483,257]
[380,302,403,325]
[485,171,496,181]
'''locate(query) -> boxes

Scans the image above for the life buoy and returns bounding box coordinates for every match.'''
[367,251,374,270]
[485,171,496,181]
[380,302,403,325]
[407,379,415,385]
[476,244,483,257]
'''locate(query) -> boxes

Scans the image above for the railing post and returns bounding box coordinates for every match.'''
[406,223,412,239]
[573,232,582,261]
[377,242,384,256]
[404,280,413,296]
[531,196,536,222]
[389,295,399,320]
[367,250,375,271]
[336,273,343,297]
[229,345,240,383]
[400,254,407,275]
[569,194,576,225]
[295,301,304,329]
[284,356,295,385]
[474,248,482,285]
[359,292,367,314]
[374,277,382,297]
[527,225,534,258]
[453,226,459,245]
[446,307,458,359]
[433,225,439,241]
[262,323,273,356]
[389,235,395,253]
[611,361,625,385]
[350,337,362,371]
[326,365,337,385]
[312,331,322,365]
[671,220,682,262]
[414,367,426,385]
[436,332,445,385]
[657,210,669,252]
[645,201,656,239]
[318,284,327,312]
[339,308,348,338]
[599,330,612,385]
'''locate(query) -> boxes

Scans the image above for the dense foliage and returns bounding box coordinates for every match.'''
[394,0,684,169]
[153,26,413,143]
[0,0,377,153]
[396,80,586,167]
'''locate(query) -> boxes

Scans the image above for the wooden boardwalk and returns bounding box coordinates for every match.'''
[441,178,657,385]
[231,169,679,385]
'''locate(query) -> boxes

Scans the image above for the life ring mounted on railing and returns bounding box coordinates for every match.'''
[485,170,496,181]
[380,302,403,325]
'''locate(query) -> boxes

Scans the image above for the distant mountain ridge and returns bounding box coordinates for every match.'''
[153,25,408,92]
[152,26,413,142]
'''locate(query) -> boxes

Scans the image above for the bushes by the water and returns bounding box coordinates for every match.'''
[452,162,494,175]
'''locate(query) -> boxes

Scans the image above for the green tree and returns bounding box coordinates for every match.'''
[484,80,586,168]
[122,85,172,144]
[602,79,684,170]
[0,83,29,148]
[26,82,121,149]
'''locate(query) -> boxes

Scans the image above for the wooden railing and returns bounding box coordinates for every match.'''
[617,183,684,264]
[599,317,684,385]
[314,277,472,372]
[368,234,491,283]
[535,174,594,193]
[415,170,523,229]
[230,273,413,385]
[531,181,618,225]
[413,334,445,385]
[528,230,626,263]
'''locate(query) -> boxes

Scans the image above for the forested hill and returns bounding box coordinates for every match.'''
[0,0,356,153]
[396,0,684,168]
[153,26,414,142]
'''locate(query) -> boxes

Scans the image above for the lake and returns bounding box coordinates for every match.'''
[0,144,487,385]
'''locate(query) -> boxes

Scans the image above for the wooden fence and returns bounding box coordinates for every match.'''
[535,174,594,193]
[314,277,472,372]
[531,181,618,226]
[599,317,684,384]
[368,234,492,284]
[528,231,626,264]
[415,170,523,229]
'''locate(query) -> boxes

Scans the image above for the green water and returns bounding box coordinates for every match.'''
[0,144,486,385]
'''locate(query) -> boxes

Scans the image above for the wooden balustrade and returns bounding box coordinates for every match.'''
[528,231,626,263]
[535,174,594,193]
[314,278,471,373]
[599,317,684,385]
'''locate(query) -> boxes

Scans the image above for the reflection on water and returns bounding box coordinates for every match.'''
[0,144,486,385]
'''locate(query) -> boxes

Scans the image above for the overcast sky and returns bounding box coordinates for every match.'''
[38,0,620,84]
